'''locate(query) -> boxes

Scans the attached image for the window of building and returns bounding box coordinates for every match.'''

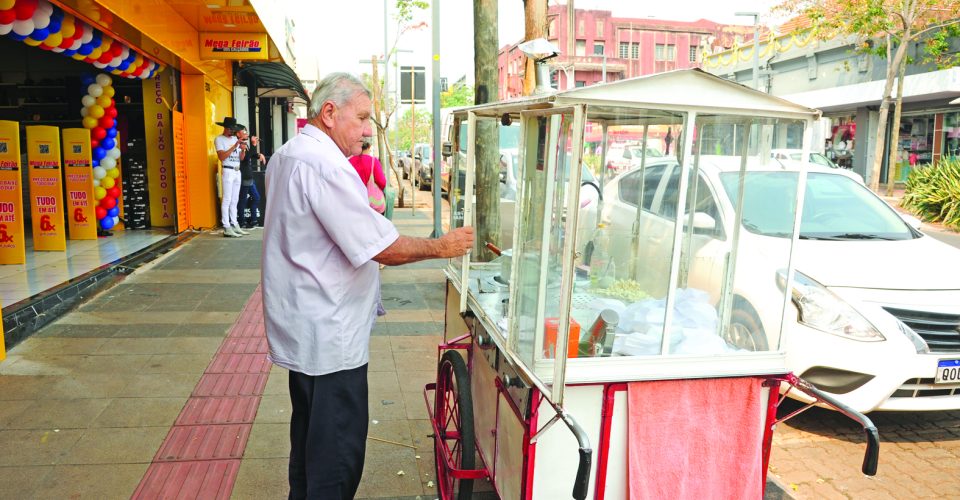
[594,42,604,55]
[596,20,604,38]
[619,42,629,59]
[576,40,586,56]
[655,44,676,61]
[689,45,698,62]
[576,80,586,88]
[631,42,640,59]
[578,19,585,37]
[548,19,556,38]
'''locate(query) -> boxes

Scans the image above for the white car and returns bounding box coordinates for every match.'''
[580,155,960,412]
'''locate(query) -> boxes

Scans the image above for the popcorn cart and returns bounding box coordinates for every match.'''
[424,69,879,499]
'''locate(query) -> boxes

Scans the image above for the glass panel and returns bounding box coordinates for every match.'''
[447,116,466,278]
[572,106,685,358]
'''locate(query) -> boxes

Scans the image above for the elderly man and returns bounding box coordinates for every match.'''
[262,72,474,500]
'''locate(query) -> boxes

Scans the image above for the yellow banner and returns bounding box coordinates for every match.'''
[0,121,25,264]
[173,110,189,232]
[199,32,269,60]
[62,129,97,240]
[26,126,66,251]
[142,70,176,227]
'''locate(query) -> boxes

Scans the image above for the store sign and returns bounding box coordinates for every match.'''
[199,32,268,60]
[142,70,176,227]
[26,126,66,251]
[172,110,189,232]
[62,129,97,240]
[0,121,25,264]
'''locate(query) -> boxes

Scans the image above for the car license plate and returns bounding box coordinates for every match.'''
[935,359,960,384]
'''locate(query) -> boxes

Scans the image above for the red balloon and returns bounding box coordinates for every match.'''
[109,98,116,108]
[100,196,116,210]
[58,37,74,49]
[14,0,37,21]
[90,139,99,148]
[98,117,114,129]
[0,9,16,24]
[95,206,107,219]
[106,107,117,118]
[92,127,106,140]
[111,44,123,57]
[98,52,113,64]
[107,186,121,199]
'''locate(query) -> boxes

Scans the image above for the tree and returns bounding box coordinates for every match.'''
[475,0,500,261]
[780,0,960,193]
[441,83,474,108]
[394,108,433,152]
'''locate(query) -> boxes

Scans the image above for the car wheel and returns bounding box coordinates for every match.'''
[726,299,769,351]
[419,173,430,191]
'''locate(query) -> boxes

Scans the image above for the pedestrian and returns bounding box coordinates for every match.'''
[234,125,265,228]
[347,141,387,215]
[261,72,474,500]
[214,116,247,237]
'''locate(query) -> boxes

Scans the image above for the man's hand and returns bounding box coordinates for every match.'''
[438,226,475,258]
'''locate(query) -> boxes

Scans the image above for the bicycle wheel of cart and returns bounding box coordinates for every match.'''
[434,350,475,500]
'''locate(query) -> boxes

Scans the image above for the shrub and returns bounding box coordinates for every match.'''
[901,157,960,230]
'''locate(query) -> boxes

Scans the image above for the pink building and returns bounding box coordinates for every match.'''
[498,6,757,99]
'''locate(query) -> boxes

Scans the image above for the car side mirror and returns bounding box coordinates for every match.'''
[684,212,717,231]
[415,155,421,161]
[442,142,453,158]
[899,213,922,231]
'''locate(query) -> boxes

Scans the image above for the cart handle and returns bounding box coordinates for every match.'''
[776,374,879,476]
[560,411,593,500]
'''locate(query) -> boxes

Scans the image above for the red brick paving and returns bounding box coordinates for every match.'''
[132,286,268,499]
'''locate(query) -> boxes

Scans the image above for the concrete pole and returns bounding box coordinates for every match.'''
[736,12,760,90]
[410,67,416,215]
[431,0,442,237]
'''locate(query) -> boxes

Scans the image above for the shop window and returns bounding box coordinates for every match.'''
[944,113,960,158]
[594,42,605,56]
[895,115,935,181]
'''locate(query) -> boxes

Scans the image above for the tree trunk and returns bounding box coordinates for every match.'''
[523,0,548,96]
[369,55,406,207]
[885,53,908,197]
[868,42,908,192]
[475,0,500,261]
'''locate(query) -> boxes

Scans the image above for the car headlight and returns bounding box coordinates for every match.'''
[776,270,885,342]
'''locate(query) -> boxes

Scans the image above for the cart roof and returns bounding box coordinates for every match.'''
[454,69,820,121]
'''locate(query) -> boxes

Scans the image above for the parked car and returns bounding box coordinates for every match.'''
[579,155,960,413]
[605,143,664,175]
[396,151,412,179]
[413,143,434,191]
[771,148,849,172]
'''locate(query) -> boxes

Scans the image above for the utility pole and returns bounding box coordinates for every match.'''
[736,12,760,91]
[410,67,416,215]
[430,0,441,237]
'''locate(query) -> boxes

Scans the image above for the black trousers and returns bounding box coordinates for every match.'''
[287,365,369,500]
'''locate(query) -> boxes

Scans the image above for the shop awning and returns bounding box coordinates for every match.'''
[236,62,309,103]
[780,67,960,112]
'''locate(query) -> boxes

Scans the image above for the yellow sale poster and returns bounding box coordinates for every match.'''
[0,121,25,264]
[26,126,66,251]
[62,129,97,240]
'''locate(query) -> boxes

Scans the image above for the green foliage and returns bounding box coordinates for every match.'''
[441,83,474,108]
[395,108,433,152]
[902,157,960,230]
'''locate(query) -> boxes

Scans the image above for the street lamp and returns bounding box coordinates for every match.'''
[735,12,760,91]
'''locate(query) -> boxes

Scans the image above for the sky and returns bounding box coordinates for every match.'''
[293,0,783,97]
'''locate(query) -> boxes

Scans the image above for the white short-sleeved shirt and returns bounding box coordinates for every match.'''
[215,134,241,167]
[261,125,399,376]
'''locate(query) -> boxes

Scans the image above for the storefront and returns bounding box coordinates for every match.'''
[0,0,297,350]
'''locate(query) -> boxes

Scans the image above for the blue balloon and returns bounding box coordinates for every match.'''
[118,62,130,71]
[81,75,95,86]
[63,49,77,56]
[47,18,61,33]
[92,160,99,167]
[107,207,119,217]
[100,217,115,230]
[9,33,27,41]
[78,44,94,56]
[106,127,117,138]
[52,9,64,21]
[93,147,106,161]
[29,28,50,41]
[101,138,115,150]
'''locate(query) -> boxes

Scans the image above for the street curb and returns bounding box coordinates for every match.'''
[766,476,795,499]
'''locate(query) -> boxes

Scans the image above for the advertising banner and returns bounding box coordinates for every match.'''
[199,32,268,60]
[172,110,189,232]
[26,126,66,251]
[0,121,25,264]
[142,70,176,227]
[62,129,97,240]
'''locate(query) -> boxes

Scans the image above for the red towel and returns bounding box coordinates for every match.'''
[627,377,764,500]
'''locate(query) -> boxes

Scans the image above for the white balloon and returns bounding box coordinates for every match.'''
[69,38,82,50]
[100,157,116,169]
[80,107,89,117]
[93,62,107,69]
[108,147,121,159]
[38,0,54,15]
[81,95,95,107]
[51,47,64,53]
[87,83,103,97]
[80,24,92,44]
[120,47,129,59]
[109,56,121,67]
[96,74,112,87]
[31,10,50,30]
[92,178,100,187]
[111,216,119,224]
[12,19,35,37]
[92,166,107,179]
[0,24,13,36]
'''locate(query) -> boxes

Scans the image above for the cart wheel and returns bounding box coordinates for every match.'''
[434,350,475,500]
[727,300,769,351]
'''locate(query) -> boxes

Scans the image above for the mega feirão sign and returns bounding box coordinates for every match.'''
[199,33,269,60]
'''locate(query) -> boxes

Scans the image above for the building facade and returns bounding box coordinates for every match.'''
[498,5,756,99]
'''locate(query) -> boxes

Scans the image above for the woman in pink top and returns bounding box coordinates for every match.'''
[348,142,387,191]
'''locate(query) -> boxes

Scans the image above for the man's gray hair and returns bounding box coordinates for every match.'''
[307,73,371,120]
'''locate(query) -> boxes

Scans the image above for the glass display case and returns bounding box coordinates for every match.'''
[442,71,821,403]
